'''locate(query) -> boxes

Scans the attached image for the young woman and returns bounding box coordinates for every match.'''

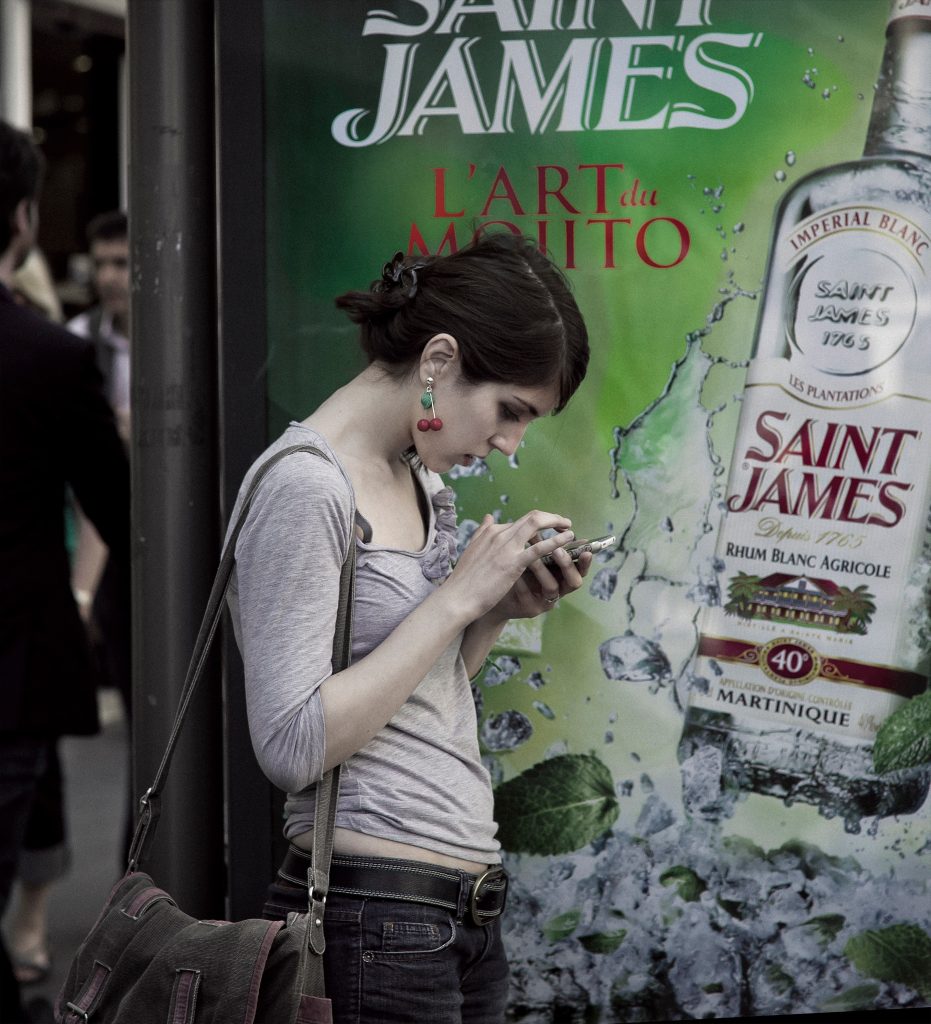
[228,231,590,1023]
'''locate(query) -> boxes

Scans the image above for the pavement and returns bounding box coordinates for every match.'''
[1,691,129,1019]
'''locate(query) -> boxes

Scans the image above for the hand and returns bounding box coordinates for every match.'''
[444,510,576,623]
[489,536,593,621]
[73,587,94,624]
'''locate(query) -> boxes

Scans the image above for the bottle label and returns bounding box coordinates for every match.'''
[692,200,931,742]
[783,204,928,376]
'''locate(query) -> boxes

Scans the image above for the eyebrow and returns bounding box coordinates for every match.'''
[513,396,541,418]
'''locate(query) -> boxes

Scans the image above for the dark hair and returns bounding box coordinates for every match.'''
[87,209,128,245]
[0,121,44,253]
[335,231,589,413]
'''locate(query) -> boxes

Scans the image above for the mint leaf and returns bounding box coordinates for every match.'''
[874,690,931,774]
[494,753,619,855]
[819,984,881,1012]
[801,914,845,947]
[844,923,931,999]
[765,965,794,994]
[721,835,765,860]
[544,910,581,942]
[769,839,860,880]
[659,866,706,902]
[579,929,627,954]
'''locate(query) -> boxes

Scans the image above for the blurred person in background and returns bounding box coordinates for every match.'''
[0,120,129,1022]
[68,211,130,442]
[67,211,132,715]
[5,247,70,991]
[66,210,134,860]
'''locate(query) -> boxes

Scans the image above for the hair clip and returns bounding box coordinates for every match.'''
[378,251,422,298]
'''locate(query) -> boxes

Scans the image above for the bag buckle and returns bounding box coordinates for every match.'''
[468,866,508,926]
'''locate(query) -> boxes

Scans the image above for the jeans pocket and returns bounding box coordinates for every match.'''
[356,906,461,1022]
[380,917,455,955]
[361,902,457,961]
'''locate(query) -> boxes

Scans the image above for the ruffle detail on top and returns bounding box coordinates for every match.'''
[421,486,458,582]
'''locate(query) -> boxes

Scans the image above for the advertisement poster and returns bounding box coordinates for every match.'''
[263,1,930,1018]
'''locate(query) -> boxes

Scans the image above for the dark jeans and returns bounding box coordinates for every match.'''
[0,735,49,1022]
[264,876,510,1024]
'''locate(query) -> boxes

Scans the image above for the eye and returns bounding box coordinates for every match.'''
[500,404,521,423]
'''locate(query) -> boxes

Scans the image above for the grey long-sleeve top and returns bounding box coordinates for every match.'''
[226,423,501,865]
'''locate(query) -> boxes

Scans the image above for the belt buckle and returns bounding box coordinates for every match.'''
[468,866,507,926]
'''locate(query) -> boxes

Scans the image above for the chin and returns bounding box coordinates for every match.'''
[417,448,454,474]
[421,455,449,474]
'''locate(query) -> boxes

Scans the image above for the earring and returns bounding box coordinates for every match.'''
[417,377,443,432]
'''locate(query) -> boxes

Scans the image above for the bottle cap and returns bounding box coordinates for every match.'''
[888,1,931,26]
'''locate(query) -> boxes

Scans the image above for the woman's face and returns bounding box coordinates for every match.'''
[414,376,560,474]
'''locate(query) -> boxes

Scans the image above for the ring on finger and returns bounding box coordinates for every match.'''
[545,595,558,604]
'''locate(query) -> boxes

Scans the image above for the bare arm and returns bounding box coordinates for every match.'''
[71,506,108,620]
[319,510,576,770]
[233,457,575,791]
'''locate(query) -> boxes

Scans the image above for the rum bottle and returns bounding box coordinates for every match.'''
[678,3,931,831]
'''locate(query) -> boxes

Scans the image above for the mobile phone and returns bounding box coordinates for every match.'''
[541,534,617,566]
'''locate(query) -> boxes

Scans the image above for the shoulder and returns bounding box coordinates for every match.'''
[251,430,352,500]
[0,300,94,370]
[258,445,352,513]
[237,431,355,542]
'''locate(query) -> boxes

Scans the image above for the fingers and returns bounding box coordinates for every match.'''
[523,557,561,605]
[511,509,573,546]
[458,511,575,598]
[524,543,579,602]
[574,550,594,578]
[469,510,573,566]
[517,518,574,566]
[551,545,583,590]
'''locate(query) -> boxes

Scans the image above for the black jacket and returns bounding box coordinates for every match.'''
[0,281,130,735]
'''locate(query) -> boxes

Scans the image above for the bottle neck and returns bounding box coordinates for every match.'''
[863,15,931,159]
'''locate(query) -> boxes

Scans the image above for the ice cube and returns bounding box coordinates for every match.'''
[480,710,533,751]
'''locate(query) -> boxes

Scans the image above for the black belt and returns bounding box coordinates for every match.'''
[279,846,508,927]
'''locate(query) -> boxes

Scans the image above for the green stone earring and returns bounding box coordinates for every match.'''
[417,377,442,432]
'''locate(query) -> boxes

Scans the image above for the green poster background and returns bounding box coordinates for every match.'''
[263,1,929,1018]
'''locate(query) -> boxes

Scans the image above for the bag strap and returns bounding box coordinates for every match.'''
[127,443,355,875]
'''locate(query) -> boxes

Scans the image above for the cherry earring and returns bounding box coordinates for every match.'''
[417,377,443,431]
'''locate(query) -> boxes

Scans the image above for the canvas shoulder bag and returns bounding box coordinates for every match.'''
[55,443,354,1024]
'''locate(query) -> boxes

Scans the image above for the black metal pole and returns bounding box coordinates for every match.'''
[215,0,281,918]
[127,0,223,917]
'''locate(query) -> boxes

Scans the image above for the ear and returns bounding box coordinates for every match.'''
[418,333,460,383]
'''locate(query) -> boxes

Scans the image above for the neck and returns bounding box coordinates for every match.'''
[307,364,415,467]
[110,311,130,338]
[863,16,931,159]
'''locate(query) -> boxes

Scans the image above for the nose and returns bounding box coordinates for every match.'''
[491,422,527,457]
[96,262,118,287]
